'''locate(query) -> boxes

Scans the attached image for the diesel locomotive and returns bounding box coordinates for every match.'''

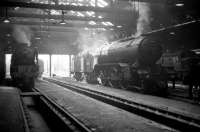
[71,35,169,96]
[10,43,38,92]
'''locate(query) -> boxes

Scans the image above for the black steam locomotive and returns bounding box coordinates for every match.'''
[71,35,169,96]
[10,43,38,92]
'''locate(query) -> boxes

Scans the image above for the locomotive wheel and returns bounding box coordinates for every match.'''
[101,80,107,86]
[112,81,120,88]
[142,78,168,97]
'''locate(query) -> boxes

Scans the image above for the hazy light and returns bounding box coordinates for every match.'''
[102,21,114,26]
[52,55,70,77]
[170,32,175,35]
[71,11,75,14]
[98,16,103,19]
[89,21,96,25]
[50,10,60,15]
[38,54,50,77]
[117,25,122,28]
[6,34,11,37]
[77,3,83,6]
[196,52,200,54]
[3,18,10,23]
[5,54,11,77]
[90,0,108,7]
[102,22,108,26]
[175,3,184,7]
[77,12,85,17]
[60,20,66,24]
[86,11,95,17]
[71,3,78,6]
[106,22,114,26]
[84,27,89,30]
[98,28,106,31]
[35,37,41,40]
[14,7,20,10]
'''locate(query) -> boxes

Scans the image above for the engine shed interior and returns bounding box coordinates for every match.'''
[0,1,200,132]
[0,0,199,77]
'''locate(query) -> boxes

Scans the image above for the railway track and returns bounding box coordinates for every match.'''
[44,77,200,132]
[21,88,92,132]
[168,86,199,104]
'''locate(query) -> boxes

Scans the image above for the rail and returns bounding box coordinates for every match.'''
[44,77,200,131]
[26,88,93,132]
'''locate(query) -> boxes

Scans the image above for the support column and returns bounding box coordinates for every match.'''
[0,51,5,82]
[49,54,52,77]
[69,55,71,77]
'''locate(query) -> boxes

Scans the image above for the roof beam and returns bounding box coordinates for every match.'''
[7,12,109,22]
[1,20,113,29]
[6,12,135,23]
[0,1,131,14]
[8,12,106,22]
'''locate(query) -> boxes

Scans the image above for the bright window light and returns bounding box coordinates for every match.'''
[38,54,50,77]
[98,16,103,19]
[51,10,60,15]
[90,0,108,7]
[3,18,10,23]
[106,22,114,26]
[86,11,95,16]
[71,3,78,6]
[175,3,184,7]
[77,12,85,17]
[84,27,89,30]
[89,21,96,25]
[52,55,70,77]
[5,54,11,78]
[102,22,108,26]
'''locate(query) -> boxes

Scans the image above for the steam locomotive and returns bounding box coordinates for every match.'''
[10,43,38,92]
[71,35,169,96]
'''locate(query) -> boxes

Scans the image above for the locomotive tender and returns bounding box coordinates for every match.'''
[10,43,38,92]
[71,35,168,96]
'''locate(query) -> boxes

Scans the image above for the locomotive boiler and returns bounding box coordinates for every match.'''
[97,36,162,66]
[10,43,38,92]
[71,35,168,96]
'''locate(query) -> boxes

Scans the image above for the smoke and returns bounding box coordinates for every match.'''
[133,2,151,37]
[12,25,32,46]
[72,2,151,55]
[75,29,108,55]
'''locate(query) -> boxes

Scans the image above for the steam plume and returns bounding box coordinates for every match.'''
[133,2,151,36]
[75,29,108,55]
[12,25,32,46]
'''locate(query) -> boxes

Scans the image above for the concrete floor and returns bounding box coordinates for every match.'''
[36,80,178,132]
